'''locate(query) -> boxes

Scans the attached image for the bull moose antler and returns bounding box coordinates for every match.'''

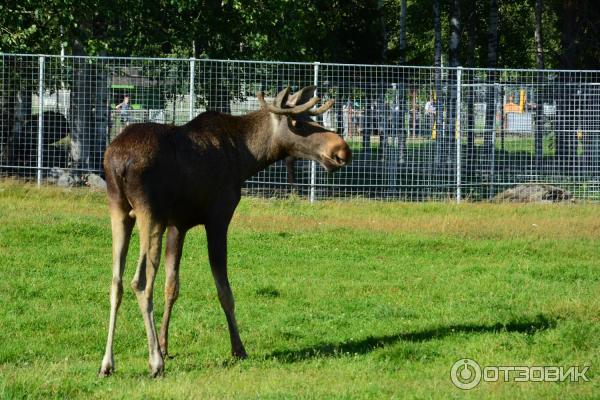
[257,90,334,116]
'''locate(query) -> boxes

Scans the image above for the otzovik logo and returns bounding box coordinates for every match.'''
[450,358,591,390]
[450,358,482,389]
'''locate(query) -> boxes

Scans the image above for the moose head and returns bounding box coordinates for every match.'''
[258,86,351,172]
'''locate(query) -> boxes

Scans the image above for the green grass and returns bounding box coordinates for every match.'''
[0,182,598,399]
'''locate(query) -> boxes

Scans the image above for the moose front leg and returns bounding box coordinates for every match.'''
[205,221,247,359]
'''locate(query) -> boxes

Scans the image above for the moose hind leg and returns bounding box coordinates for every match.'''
[99,209,134,377]
[131,214,166,377]
[206,222,247,359]
[159,226,186,357]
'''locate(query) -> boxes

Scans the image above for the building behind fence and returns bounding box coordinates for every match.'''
[2,53,600,202]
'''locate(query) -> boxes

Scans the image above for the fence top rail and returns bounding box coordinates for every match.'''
[2,52,600,74]
[1,53,314,66]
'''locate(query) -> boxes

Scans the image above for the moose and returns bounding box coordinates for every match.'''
[98,86,351,377]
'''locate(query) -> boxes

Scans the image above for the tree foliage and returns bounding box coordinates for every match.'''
[1,0,599,68]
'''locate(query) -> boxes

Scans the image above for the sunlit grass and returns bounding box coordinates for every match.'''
[0,182,598,399]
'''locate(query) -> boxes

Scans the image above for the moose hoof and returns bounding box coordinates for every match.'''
[98,356,114,377]
[160,346,168,358]
[149,368,164,378]
[232,348,248,360]
[149,361,165,378]
[98,366,113,378]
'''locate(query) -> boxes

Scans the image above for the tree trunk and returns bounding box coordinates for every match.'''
[397,85,407,164]
[447,0,461,167]
[465,0,477,172]
[556,0,577,170]
[485,0,499,190]
[533,0,545,174]
[397,0,408,191]
[362,94,373,157]
[378,89,395,195]
[433,0,444,170]
[69,43,108,174]
[1,58,33,172]
[70,55,93,172]
[584,82,600,177]
[335,91,345,135]
[487,0,498,68]
[205,65,232,114]
[449,0,461,68]
[12,90,32,171]
[198,0,235,114]
[533,80,544,176]
[399,0,407,64]
[379,0,388,63]
[0,67,10,168]
[560,0,577,69]
[534,0,545,69]
[92,62,109,173]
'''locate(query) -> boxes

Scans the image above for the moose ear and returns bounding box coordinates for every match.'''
[287,85,317,107]
[273,87,291,108]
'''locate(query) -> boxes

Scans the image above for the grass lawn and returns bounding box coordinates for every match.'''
[0,182,598,399]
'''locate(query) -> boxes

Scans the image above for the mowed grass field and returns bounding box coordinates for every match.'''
[0,182,598,399]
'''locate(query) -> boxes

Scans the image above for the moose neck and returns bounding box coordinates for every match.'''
[235,110,286,180]
[182,109,294,184]
[181,110,285,183]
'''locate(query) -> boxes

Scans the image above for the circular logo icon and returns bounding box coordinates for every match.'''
[450,358,482,390]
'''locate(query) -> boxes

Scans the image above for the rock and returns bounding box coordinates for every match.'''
[49,167,87,187]
[86,173,107,191]
[47,167,65,183]
[57,172,76,187]
[494,184,573,203]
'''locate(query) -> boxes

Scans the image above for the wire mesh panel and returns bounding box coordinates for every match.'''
[315,64,453,200]
[2,53,600,202]
[1,55,41,180]
[460,68,600,201]
[198,59,316,197]
[0,54,192,186]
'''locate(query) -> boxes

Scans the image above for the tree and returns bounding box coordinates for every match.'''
[484,0,499,161]
[6,0,600,186]
[464,0,478,167]
[449,0,461,68]
[534,0,545,172]
[398,0,408,64]
[534,0,545,69]
[3,0,599,69]
[433,0,443,169]
[395,0,409,185]
[555,0,578,170]
[487,0,499,68]
[446,0,460,169]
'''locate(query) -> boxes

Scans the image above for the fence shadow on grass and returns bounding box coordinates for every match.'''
[267,314,556,363]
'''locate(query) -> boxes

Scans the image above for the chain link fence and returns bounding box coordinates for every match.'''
[2,53,600,202]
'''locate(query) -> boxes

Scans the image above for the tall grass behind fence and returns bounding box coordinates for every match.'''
[2,53,600,201]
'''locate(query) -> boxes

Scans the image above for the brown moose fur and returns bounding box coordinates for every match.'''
[98,87,350,377]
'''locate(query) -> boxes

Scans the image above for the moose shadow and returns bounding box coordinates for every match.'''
[267,314,556,363]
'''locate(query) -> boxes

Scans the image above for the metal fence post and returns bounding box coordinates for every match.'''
[189,57,195,121]
[489,83,498,199]
[310,62,320,203]
[37,56,45,187]
[456,67,462,203]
